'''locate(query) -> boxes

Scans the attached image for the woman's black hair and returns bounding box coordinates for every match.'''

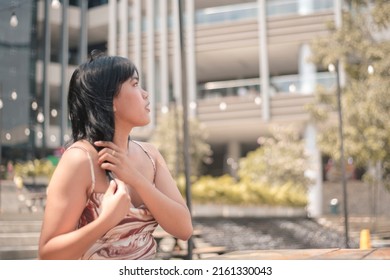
[67,50,138,150]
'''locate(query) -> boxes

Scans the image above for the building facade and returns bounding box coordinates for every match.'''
[0,0,347,216]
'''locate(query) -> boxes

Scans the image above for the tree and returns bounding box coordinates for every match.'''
[151,105,212,178]
[238,125,312,192]
[308,1,390,195]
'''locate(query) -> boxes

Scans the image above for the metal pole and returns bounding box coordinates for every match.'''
[0,84,3,213]
[177,0,193,260]
[336,61,350,248]
[60,0,69,146]
[43,0,51,149]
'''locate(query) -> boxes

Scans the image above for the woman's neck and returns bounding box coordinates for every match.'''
[113,130,132,152]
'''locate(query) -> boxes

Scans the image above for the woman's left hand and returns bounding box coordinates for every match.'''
[94,141,139,184]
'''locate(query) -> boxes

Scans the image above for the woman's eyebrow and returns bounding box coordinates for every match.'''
[131,76,139,82]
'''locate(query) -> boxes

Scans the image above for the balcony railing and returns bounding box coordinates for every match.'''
[199,72,336,100]
[196,0,334,26]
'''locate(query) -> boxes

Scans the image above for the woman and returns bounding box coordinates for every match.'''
[38,51,193,260]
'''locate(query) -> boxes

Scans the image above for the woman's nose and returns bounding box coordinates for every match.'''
[142,89,149,99]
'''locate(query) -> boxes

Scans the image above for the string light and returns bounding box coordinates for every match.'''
[37,111,45,123]
[161,106,169,114]
[189,101,197,110]
[51,0,61,9]
[219,102,227,111]
[288,84,296,93]
[31,101,38,110]
[10,12,18,27]
[51,109,58,117]
[11,90,17,100]
[328,63,336,73]
[368,65,374,75]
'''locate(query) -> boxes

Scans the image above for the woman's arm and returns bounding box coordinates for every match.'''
[38,148,131,259]
[135,144,193,240]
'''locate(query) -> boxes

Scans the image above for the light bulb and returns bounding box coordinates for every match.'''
[10,12,18,27]
[51,109,58,117]
[51,0,61,9]
[11,90,17,100]
[368,65,374,75]
[31,101,38,110]
[37,112,45,123]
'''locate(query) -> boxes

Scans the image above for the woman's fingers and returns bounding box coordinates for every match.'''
[105,179,118,195]
[95,143,123,165]
[95,141,132,186]
[94,141,119,151]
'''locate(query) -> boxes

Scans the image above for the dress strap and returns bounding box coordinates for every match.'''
[66,146,96,196]
[131,140,157,182]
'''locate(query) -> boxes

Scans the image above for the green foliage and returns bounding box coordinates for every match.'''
[178,175,307,207]
[307,0,390,195]
[238,125,312,191]
[175,125,310,207]
[151,106,212,178]
[14,159,56,179]
[309,1,390,187]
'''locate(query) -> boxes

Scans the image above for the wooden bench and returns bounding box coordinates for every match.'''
[153,228,203,248]
[153,228,227,259]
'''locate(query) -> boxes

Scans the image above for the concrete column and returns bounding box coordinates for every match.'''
[146,0,155,128]
[185,0,196,117]
[257,0,270,121]
[78,0,88,63]
[132,0,142,73]
[305,123,323,217]
[43,0,51,148]
[171,0,182,105]
[60,0,69,146]
[108,0,117,55]
[299,44,316,94]
[227,141,240,179]
[160,0,169,108]
[119,0,129,57]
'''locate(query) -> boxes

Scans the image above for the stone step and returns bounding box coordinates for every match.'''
[0,246,38,260]
[0,211,43,259]
[0,221,42,233]
[0,212,43,221]
[0,232,40,246]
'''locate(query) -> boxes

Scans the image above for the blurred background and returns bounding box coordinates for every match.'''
[0,0,390,259]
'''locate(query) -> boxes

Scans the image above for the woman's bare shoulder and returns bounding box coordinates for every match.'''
[135,141,161,158]
[65,140,97,155]
[47,141,95,195]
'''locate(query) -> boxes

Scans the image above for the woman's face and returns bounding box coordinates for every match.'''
[113,75,150,128]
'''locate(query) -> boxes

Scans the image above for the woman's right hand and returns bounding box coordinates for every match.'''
[99,179,131,229]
